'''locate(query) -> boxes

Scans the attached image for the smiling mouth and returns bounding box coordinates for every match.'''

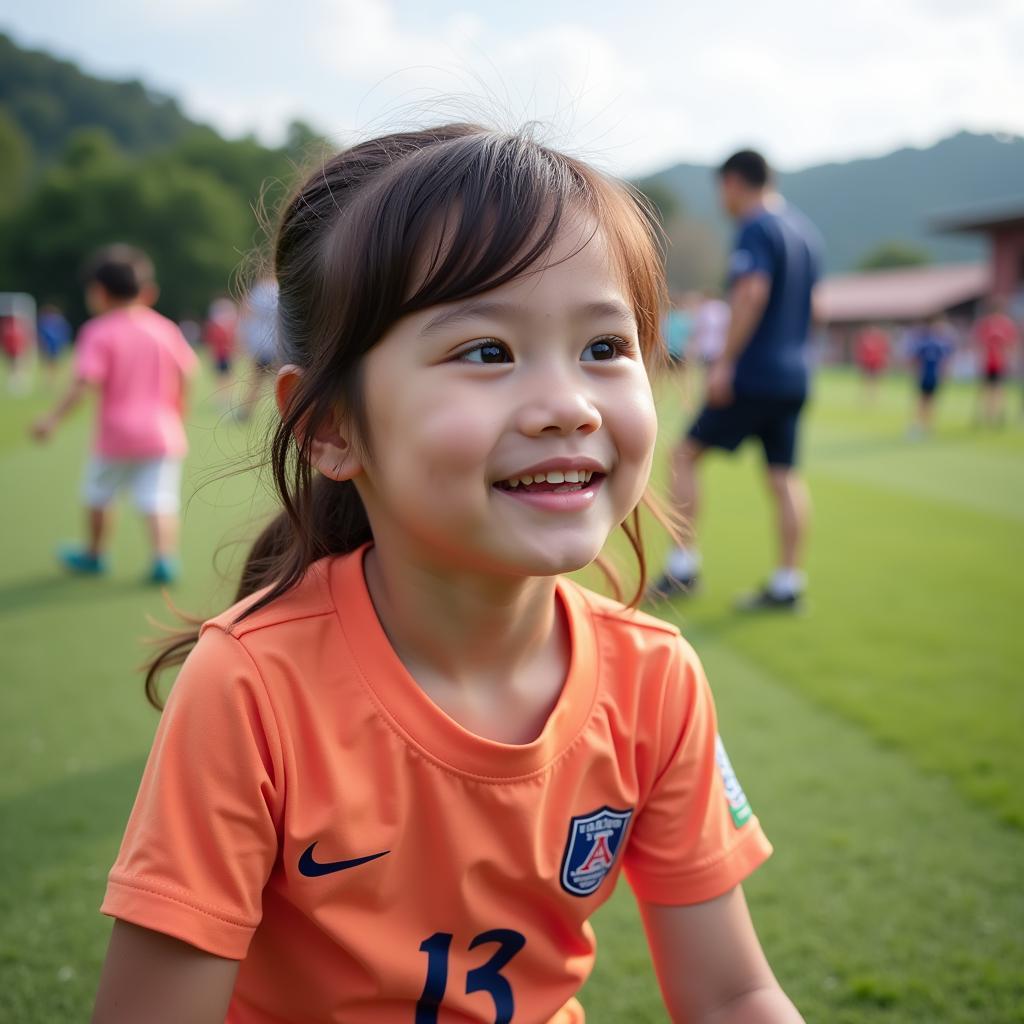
[494,469,603,494]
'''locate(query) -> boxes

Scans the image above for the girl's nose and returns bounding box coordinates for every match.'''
[516,388,603,437]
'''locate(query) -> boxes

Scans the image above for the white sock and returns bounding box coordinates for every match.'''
[768,567,805,597]
[667,547,701,579]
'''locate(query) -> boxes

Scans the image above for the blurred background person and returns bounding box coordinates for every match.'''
[854,324,890,404]
[202,295,238,410]
[692,289,730,370]
[661,290,694,365]
[905,315,955,438]
[177,312,201,349]
[972,298,1018,427]
[1,297,34,394]
[649,149,822,611]
[36,302,72,389]
[30,244,198,583]
[233,274,278,422]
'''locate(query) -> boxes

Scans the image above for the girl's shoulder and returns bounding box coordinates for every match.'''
[203,558,338,644]
[565,578,681,639]
[562,578,702,670]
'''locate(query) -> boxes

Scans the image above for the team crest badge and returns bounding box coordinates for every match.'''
[560,806,634,897]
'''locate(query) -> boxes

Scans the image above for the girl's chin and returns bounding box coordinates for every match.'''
[501,539,606,578]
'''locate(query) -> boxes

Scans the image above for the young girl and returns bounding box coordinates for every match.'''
[93,125,802,1024]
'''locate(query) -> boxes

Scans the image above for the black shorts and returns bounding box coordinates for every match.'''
[688,394,806,467]
[985,367,1006,384]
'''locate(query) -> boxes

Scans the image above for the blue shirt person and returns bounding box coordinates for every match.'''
[728,204,822,399]
[649,149,822,611]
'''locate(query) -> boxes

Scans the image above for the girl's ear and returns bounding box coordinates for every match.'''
[276,365,363,482]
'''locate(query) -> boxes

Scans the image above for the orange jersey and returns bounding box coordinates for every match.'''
[103,546,771,1023]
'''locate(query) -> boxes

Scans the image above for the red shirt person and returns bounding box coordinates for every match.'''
[974,311,1018,381]
[854,327,890,376]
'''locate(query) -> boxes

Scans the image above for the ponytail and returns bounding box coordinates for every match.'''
[143,455,371,709]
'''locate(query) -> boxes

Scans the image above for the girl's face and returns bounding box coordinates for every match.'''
[351,218,659,579]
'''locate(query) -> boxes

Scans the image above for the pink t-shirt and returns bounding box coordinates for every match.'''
[75,306,199,459]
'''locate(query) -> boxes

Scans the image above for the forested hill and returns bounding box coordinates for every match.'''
[2,30,1022,308]
[0,32,202,161]
[0,33,326,324]
[638,131,1024,272]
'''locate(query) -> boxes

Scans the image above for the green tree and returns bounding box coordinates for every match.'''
[857,240,931,271]
[6,132,253,323]
[0,107,32,213]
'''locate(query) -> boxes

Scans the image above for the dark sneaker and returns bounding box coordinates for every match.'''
[58,545,107,576]
[644,571,700,603]
[735,585,803,613]
[149,557,180,585]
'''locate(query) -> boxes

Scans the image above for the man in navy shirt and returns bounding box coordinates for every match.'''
[650,150,822,610]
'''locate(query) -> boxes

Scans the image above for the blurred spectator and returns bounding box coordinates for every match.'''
[854,325,890,404]
[37,303,72,388]
[1,309,32,394]
[906,316,955,438]
[234,275,279,422]
[972,298,1018,426]
[178,314,201,349]
[692,291,730,366]
[661,292,694,364]
[203,296,238,408]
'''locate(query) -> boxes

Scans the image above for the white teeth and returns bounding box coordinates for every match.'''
[501,468,598,488]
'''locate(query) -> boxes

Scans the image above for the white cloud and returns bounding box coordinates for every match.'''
[2,0,1022,176]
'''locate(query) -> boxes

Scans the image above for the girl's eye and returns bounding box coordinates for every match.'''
[459,340,512,364]
[582,336,628,362]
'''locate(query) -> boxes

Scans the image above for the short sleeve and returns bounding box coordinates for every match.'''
[74,322,108,383]
[624,639,772,905]
[101,626,284,959]
[728,221,775,284]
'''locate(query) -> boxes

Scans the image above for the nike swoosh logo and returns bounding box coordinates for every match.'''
[298,842,390,877]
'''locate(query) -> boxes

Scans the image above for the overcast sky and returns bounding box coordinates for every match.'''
[2,0,1022,177]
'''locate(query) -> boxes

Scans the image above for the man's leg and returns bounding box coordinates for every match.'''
[736,399,808,610]
[766,465,811,580]
[670,437,705,534]
[648,399,749,601]
[646,438,707,598]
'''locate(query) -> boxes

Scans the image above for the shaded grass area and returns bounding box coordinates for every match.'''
[1,366,1022,1021]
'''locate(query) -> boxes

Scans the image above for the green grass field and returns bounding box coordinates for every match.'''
[1,365,1022,1022]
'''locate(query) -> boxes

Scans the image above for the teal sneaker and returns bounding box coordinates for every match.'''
[149,557,180,585]
[58,545,107,575]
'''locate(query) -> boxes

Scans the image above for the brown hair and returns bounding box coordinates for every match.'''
[145,123,671,707]
[82,243,155,300]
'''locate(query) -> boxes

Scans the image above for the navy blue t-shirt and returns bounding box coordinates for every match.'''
[727,203,822,399]
[908,328,953,387]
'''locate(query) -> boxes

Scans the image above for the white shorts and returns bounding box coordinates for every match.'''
[82,457,183,515]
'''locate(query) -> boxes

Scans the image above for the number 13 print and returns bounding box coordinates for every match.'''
[416,929,526,1023]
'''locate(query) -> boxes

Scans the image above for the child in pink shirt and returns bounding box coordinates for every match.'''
[31,245,198,583]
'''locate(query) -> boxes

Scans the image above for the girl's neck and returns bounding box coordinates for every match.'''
[363,542,564,695]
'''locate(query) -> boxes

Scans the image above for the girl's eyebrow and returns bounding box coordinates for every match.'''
[419,298,637,337]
